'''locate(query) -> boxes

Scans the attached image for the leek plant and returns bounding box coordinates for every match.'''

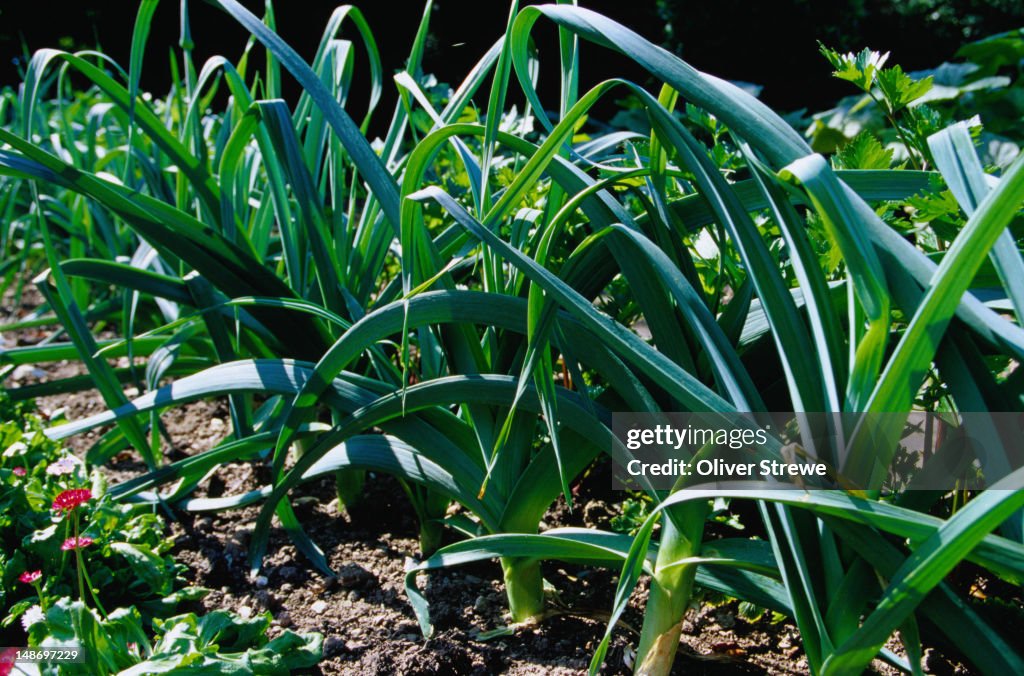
[407,8,1024,674]
[1,1,1023,674]
[3,0,617,624]
[496,8,1024,675]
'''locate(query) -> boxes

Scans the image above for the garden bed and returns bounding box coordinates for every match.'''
[1,2,1023,674]
[3,313,915,675]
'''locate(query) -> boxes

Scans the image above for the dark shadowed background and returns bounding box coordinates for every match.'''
[0,0,1020,122]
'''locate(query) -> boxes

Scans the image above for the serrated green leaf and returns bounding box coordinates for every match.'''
[876,66,934,112]
[819,44,889,91]
[835,132,893,170]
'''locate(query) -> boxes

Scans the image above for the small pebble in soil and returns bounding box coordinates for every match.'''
[337,563,372,589]
[11,365,46,381]
[473,595,488,613]
[238,606,252,619]
[255,575,269,588]
[311,600,328,614]
[190,555,212,575]
[346,590,360,602]
[323,636,345,657]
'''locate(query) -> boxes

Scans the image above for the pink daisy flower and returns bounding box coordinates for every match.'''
[52,489,92,514]
[61,536,94,551]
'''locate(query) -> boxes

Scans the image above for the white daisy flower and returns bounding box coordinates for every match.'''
[45,457,80,476]
[21,605,44,631]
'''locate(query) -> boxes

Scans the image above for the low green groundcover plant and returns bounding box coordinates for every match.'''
[0,395,322,674]
[0,1,1022,674]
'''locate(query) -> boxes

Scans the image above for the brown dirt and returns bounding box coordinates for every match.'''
[170,470,821,676]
